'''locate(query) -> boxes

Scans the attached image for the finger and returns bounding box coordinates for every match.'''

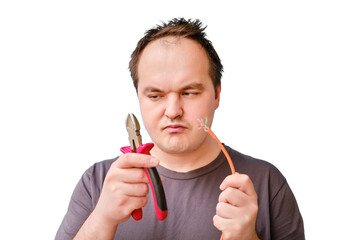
[213,214,232,232]
[105,166,149,184]
[117,168,149,183]
[216,202,240,219]
[213,214,248,240]
[121,196,148,216]
[218,187,249,207]
[220,173,257,197]
[120,182,149,197]
[114,153,159,168]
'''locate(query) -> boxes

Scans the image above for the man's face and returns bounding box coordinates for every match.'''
[137,37,221,155]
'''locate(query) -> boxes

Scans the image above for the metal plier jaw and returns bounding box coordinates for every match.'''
[121,113,168,221]
[126,113,142,152]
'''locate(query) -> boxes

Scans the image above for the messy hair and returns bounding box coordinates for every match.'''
[129,18,223,90]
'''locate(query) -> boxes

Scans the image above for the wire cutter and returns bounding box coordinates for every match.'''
[120,113,168,221]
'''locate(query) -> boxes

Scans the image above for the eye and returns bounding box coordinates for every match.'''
[147,93,163,101]
[182,91,198,97]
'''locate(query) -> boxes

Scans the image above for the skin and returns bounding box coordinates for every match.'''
[74,154,158,240]
[215,173,260,240]
[137,36,221,172]
[75,36,259,240]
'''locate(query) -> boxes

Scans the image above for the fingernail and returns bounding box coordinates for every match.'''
[219,183,225,190]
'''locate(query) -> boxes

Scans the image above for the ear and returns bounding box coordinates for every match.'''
[215,84,221,109]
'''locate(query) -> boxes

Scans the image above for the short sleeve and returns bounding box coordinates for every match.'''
[55,168,95,240]
[270,181,305,239]
[55,158,114,240]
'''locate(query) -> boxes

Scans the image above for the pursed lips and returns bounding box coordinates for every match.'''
[163,124,187,133]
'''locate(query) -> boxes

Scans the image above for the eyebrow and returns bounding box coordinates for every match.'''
[181,83,205,91]
[143,87,162,94]
[142,83,205,94]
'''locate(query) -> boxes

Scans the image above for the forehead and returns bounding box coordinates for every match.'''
[137,37,211,90]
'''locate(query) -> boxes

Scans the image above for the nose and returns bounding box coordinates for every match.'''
[165,94,183,120]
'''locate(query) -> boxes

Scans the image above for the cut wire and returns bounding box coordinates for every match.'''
[197,118,236,240]
[197,118,235,174]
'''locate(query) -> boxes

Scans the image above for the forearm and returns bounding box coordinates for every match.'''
[74,210,118,240]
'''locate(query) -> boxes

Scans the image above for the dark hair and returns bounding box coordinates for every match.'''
[129,18,223,90]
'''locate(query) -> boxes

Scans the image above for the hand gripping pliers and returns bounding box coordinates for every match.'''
[120,113,168,221]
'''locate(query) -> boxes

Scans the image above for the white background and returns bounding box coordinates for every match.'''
[1,1,359,239]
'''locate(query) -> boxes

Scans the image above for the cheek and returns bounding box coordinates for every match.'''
[190,98,217,127]
[139,99,162,131]
[188,96,216,115]
[140,111,155,136]
[139,98,152,125]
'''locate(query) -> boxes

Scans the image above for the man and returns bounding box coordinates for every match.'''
[56,18,304,240]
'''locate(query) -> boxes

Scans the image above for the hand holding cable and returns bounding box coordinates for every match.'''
[198,118,260,240]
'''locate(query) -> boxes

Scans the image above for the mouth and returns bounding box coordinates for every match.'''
[163,124,187,133]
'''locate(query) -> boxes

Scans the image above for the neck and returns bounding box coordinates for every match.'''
[151,135,221,172]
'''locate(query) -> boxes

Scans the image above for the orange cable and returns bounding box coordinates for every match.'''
[198,118,236,240]
[205,128,236,175]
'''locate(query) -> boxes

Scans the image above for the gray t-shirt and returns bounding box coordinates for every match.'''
[56,145,304,240]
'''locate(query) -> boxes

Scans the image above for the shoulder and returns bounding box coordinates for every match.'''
[84,157,118,175]
[226,145,284,179]
[84,157,117,175]
[82,157,118,183]
[225,145,287,197]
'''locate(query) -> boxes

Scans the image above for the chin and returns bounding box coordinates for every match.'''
[160,139,206,155]
[154,140,189,154]
[162,145,190,154]
[152,132,208,155]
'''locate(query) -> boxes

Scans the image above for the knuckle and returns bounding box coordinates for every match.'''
[109,185,119,194]
[221,187,236,200]
[120,153,132,160]
[219,189,229,201]
[136,169,147,180]
[104,170,116,183]
[137,183,149,195]
[243,213,251,224]
[120,206,131,217]
[242,174,251,184]
[117,196,128,207]
[104,175,113,184]
[115,153,138,167]
[216,204,221,214]
[113,156,126,167]
[225,187,235,195]
[216,202,224,214]
[251,203,259,216]
[218,190,226,201]
[139,196,148,207]
[212,215,220,227]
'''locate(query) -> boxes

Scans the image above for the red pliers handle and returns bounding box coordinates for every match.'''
[120,113,167,221]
